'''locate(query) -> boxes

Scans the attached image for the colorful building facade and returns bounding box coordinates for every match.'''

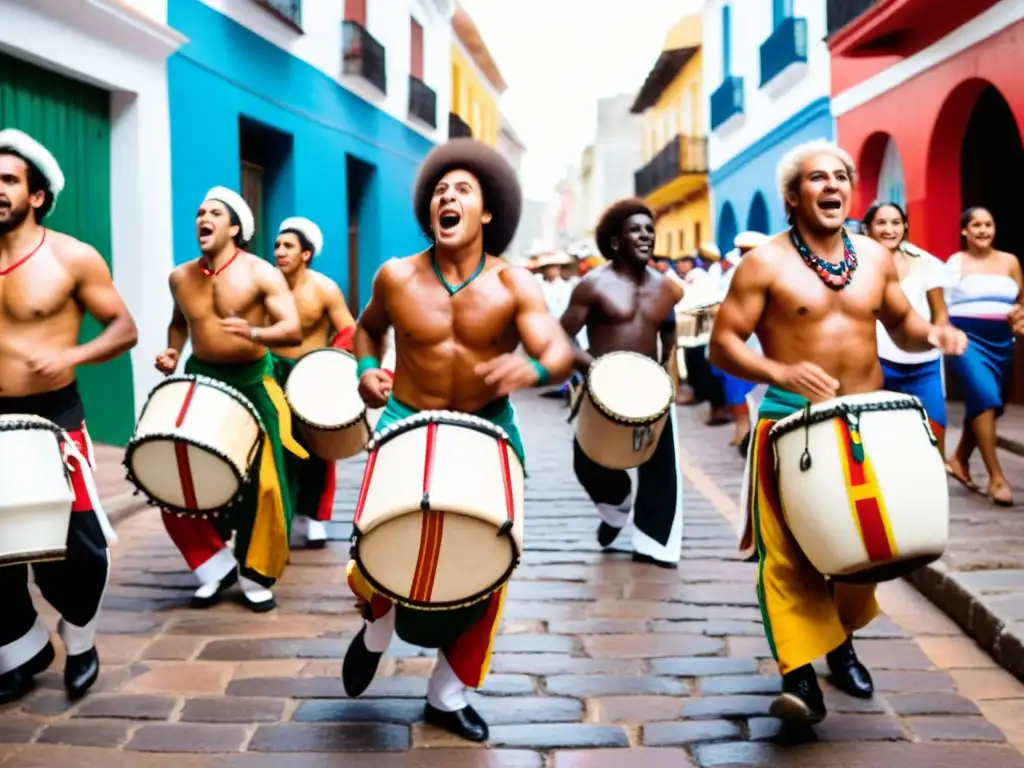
[703,0,834,252]
[631,13,710,259]
[449,4,506,146]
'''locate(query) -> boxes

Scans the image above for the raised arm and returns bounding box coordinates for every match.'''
[68,243,138,366]
[560,278,596,373]
[167,274,189,353]
[707,252,780,384]
[252,261,302,346]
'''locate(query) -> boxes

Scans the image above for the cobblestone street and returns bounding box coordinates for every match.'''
[3,392,1024,766]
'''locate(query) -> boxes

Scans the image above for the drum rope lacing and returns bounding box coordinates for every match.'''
[772,397,937,473]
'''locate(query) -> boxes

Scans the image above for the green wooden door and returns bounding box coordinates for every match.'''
[0,52,134,446]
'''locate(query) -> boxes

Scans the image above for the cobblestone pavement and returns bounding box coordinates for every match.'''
[3,393,1024,766]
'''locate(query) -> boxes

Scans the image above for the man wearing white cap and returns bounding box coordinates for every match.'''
[154,186,307,612]
[0,129,138,703]
[269,216,357,549]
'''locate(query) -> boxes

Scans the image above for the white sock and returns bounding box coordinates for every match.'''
[363,607,395,654]
[427,651,468,712]
[596,495,632,528]
[239,575,274,605]
[306,519,327,542]
[290,516,309,545]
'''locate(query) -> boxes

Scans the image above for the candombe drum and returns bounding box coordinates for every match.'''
[573,351,675,470]
[769,391,949,583]
[284,348,369,460]
[0,414,75,566]
[350,411,525,610]
[124,375,263,516]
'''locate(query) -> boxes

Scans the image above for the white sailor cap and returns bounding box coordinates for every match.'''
[278,216,324,256]
[0,129,66,206]
[203,186,255,242]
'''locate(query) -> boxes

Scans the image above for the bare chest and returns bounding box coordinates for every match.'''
[769,265,885,324]
[293,285,326,331]
[0,252,76,323]
[594,280,669,325]
[177,270,263,322]
[390,272,517,347]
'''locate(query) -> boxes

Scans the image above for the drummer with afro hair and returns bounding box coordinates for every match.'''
[560,198,685,568]
[342,138,573,743]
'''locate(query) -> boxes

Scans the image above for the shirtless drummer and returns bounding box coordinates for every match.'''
[0,129,138,702]
[342,138,573,741]
[155,187,307,612]
[560,198,686,568]
[270,216,357,548]
[709,140,966,723]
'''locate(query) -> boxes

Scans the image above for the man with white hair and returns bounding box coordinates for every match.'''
[709,139,967,724]
[269,216,357,548]
[154,186,306,612]
[0,129,138,703]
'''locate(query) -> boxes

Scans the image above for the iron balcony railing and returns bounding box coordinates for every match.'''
[252,0,301,27]
[634,135,708,198]
[761,16,808,87]
[448,112,473,139]
[342,20,387,94]
[710,76,744,132]
[408,75,437,128]
[827,0,879,37]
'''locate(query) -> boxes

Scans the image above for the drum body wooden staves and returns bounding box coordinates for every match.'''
[285,348,368,460]
[0,414,75,567]
[125,376,262,515]
[352,411,525,610]
[770,391,949,583]
[575,351,675,470]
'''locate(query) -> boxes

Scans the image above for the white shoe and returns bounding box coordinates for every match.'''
[239,575,276,613]
[191,569,238,608]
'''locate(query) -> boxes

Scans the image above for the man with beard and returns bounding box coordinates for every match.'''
[708,140,967,724]
[155,187,307,613]
[0,129,138,702]
[269,216,356,548]
[342,138,573,742]
[559,198,685,568]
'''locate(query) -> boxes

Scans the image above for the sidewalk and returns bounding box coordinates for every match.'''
[91,444,151,527]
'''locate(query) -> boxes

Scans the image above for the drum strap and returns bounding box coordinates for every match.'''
[61,436,118,546]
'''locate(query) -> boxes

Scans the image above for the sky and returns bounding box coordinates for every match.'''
[458,0,703,202]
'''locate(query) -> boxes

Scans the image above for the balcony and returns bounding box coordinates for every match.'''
[448,112,472,139]
[342,20,386,95]
[710,76,744,133]
[760,16,808,94]
[252,0,302,30]
[634,135,708,199]
[827,0,879,37]
[408,76,437,128]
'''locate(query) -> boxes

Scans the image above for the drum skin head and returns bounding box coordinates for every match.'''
[588,351,674,422]
[128,440,241,511]
[286,349,364,429]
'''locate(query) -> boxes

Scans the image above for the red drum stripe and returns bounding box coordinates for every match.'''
[175,380,197,428]
[498,441,515,523]
[836,420,896,562]
[352,449,378,526]
[174,442,199,510]
[854,497,894,561]
[421,510,445,601]
[423,422,438,499]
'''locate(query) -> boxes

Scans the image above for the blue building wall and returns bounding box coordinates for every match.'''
[709,97,834,252]
[167,0,435,310]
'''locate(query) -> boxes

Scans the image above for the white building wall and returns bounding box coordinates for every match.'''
[198,0,453,141]
[702,0,832,171]
[1,0,186,417]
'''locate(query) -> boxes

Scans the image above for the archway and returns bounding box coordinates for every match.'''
[717,202,738,255]
[746,192,769,234]
[877,137,906,210]
[855,131,892,215]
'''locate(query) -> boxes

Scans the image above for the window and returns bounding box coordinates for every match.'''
[410,18,424,79]
[253,0,301,27]
[681,91,693,136]
[345,0,366,23]
[678,229,686,252]
[665,232,673,255]
[663,110,677,143]
[694,221,702,249]
[772,0,793,27]
[722,4,731,78]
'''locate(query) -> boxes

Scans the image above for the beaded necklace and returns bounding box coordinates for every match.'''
[790,227,858,290]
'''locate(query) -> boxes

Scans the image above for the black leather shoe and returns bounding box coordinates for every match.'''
[597,522,621,548]
[826,635,874,698]
[632,551,677,569]
[64,647,100,700]
[424,702,488,742]
[769,664,826,724]
[190,569,238,609]
[342,625,383,698]
[0,641,55,705]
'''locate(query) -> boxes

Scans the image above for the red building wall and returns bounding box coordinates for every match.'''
[833,18,1024,259]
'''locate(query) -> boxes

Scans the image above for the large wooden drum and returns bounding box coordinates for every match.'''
[769,391,949,583]
[0,414,75,567]
[125,375,263,517]
[574,351,675,470]
[284,348,369,460]
[351,411,525,610]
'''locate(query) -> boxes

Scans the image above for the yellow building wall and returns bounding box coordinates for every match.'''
[643,50,704,162]
[451,46,498,147]
[656,190,711,258]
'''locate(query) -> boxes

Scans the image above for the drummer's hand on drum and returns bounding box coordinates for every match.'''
[775,361,840,403]
[155,348,179,374]
[476,354,541,396]
[358,369,392,408]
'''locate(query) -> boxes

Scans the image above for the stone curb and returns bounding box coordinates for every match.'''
[907,561,1024,682]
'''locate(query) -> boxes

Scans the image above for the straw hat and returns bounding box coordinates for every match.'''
[734,231,769,251]
[533,251,573,269]
[698,242,721,262]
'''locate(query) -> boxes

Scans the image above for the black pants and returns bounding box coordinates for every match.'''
[684,345,724,406]
[573,407,684,564]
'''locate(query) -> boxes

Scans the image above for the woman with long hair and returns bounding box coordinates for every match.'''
[944,207,1023,506]
[863,202,954,460]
